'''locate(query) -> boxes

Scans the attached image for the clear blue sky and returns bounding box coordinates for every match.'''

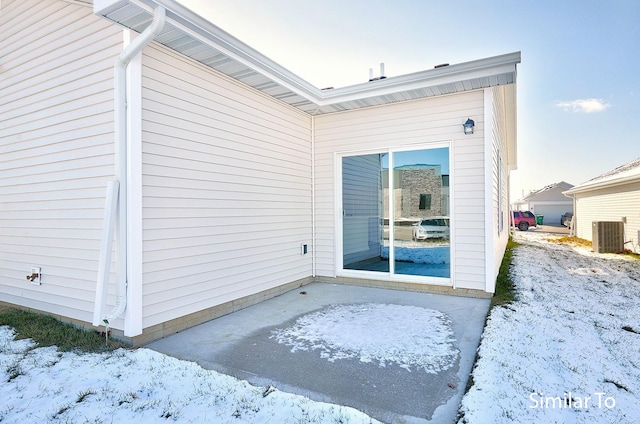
[178,0,640,200]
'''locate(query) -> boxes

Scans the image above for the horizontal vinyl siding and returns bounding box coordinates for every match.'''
[0,0,122,322]
[140,44,312,328]
[314,91,486,289]
[574,182,640,253]
[487,86,510,292]
[454,129,486,290]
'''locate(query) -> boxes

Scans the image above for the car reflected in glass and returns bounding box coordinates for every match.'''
[412,216,450,240]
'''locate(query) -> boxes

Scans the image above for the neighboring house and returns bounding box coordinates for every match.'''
[563,158,640,253]
[513,181,574,224]
[382,165,448,220]
[0,0,520,345]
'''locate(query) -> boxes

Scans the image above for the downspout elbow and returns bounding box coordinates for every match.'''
[116,7,166,72]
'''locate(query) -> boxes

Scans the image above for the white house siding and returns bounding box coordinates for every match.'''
[139,44,312,328]
[314,91,487,291]
[0,0,122,322]
[574,182,640,253]
[486,86,511,292]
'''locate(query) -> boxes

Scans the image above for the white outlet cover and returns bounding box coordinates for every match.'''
[30,267,41,285]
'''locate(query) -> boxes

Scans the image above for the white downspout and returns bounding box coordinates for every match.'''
[94,7,166,328]
[311,116,316,277]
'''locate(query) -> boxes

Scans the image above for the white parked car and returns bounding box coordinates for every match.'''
[412,216,450,240]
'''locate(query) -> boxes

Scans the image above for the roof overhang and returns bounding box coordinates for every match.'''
[564,174,640,196]
[94,0,520,115]
[564,159,640,196]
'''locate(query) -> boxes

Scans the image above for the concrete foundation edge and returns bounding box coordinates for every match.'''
[0,276,490,347]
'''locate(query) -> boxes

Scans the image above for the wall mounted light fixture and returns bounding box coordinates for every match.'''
[463,118,475,135]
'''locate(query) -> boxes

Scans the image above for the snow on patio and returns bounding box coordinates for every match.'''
[2,230,639,423]
[0,327,380,423]
[459,231,640,423]
[271,303,458,373]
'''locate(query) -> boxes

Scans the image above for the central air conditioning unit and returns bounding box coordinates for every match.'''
[592,221,624,253]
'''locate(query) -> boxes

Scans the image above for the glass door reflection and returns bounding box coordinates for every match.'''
[391,148,450,277]
[342,154,388,272]
[341,147,450,279]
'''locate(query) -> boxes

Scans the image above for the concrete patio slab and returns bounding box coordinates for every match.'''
[146,283,490,423]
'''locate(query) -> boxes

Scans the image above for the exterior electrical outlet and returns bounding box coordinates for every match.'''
[29,267,41,285]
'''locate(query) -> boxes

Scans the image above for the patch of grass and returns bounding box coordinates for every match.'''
[50,403,72,420]
[491,238,519,308]
[622,250,640,260]
[546,235,592,248]
[76,389,96,403]
[462,238,520,402]
[549,236,639,259]
[6,362,24,382]
[0,308,126,353]
[117,391,139,406]
[604,378,630,392]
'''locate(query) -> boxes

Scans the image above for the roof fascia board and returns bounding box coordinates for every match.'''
[122,0,325,100]
[523,183,573,201]
[321,52,520,104]
[95,0,520,109]
[564,175,640,195]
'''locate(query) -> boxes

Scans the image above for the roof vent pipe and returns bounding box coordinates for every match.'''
[368,63,387,82]
[94,6,166,331]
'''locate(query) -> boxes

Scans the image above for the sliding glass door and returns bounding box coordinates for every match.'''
[342,153,388,272]
[341,146,450,280]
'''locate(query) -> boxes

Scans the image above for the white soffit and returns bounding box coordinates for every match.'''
[94,0,521,116]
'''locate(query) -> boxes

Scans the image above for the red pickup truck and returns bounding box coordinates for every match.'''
[511,211,537,231]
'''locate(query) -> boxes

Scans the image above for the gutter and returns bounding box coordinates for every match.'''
[563,174,640,196]
[316,52,521,105]
[135,0,520,108]
[93,6,166,330]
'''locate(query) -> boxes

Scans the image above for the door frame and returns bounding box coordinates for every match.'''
[335,141,454,286]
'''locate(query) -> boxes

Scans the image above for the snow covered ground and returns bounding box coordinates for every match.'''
[2,230,638,423]
[0,328,379,423]
[459,231,640,423]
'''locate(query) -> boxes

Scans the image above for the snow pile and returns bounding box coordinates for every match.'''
[0,327,379,424]
[459,232,640,423]
[272,303,458,373]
